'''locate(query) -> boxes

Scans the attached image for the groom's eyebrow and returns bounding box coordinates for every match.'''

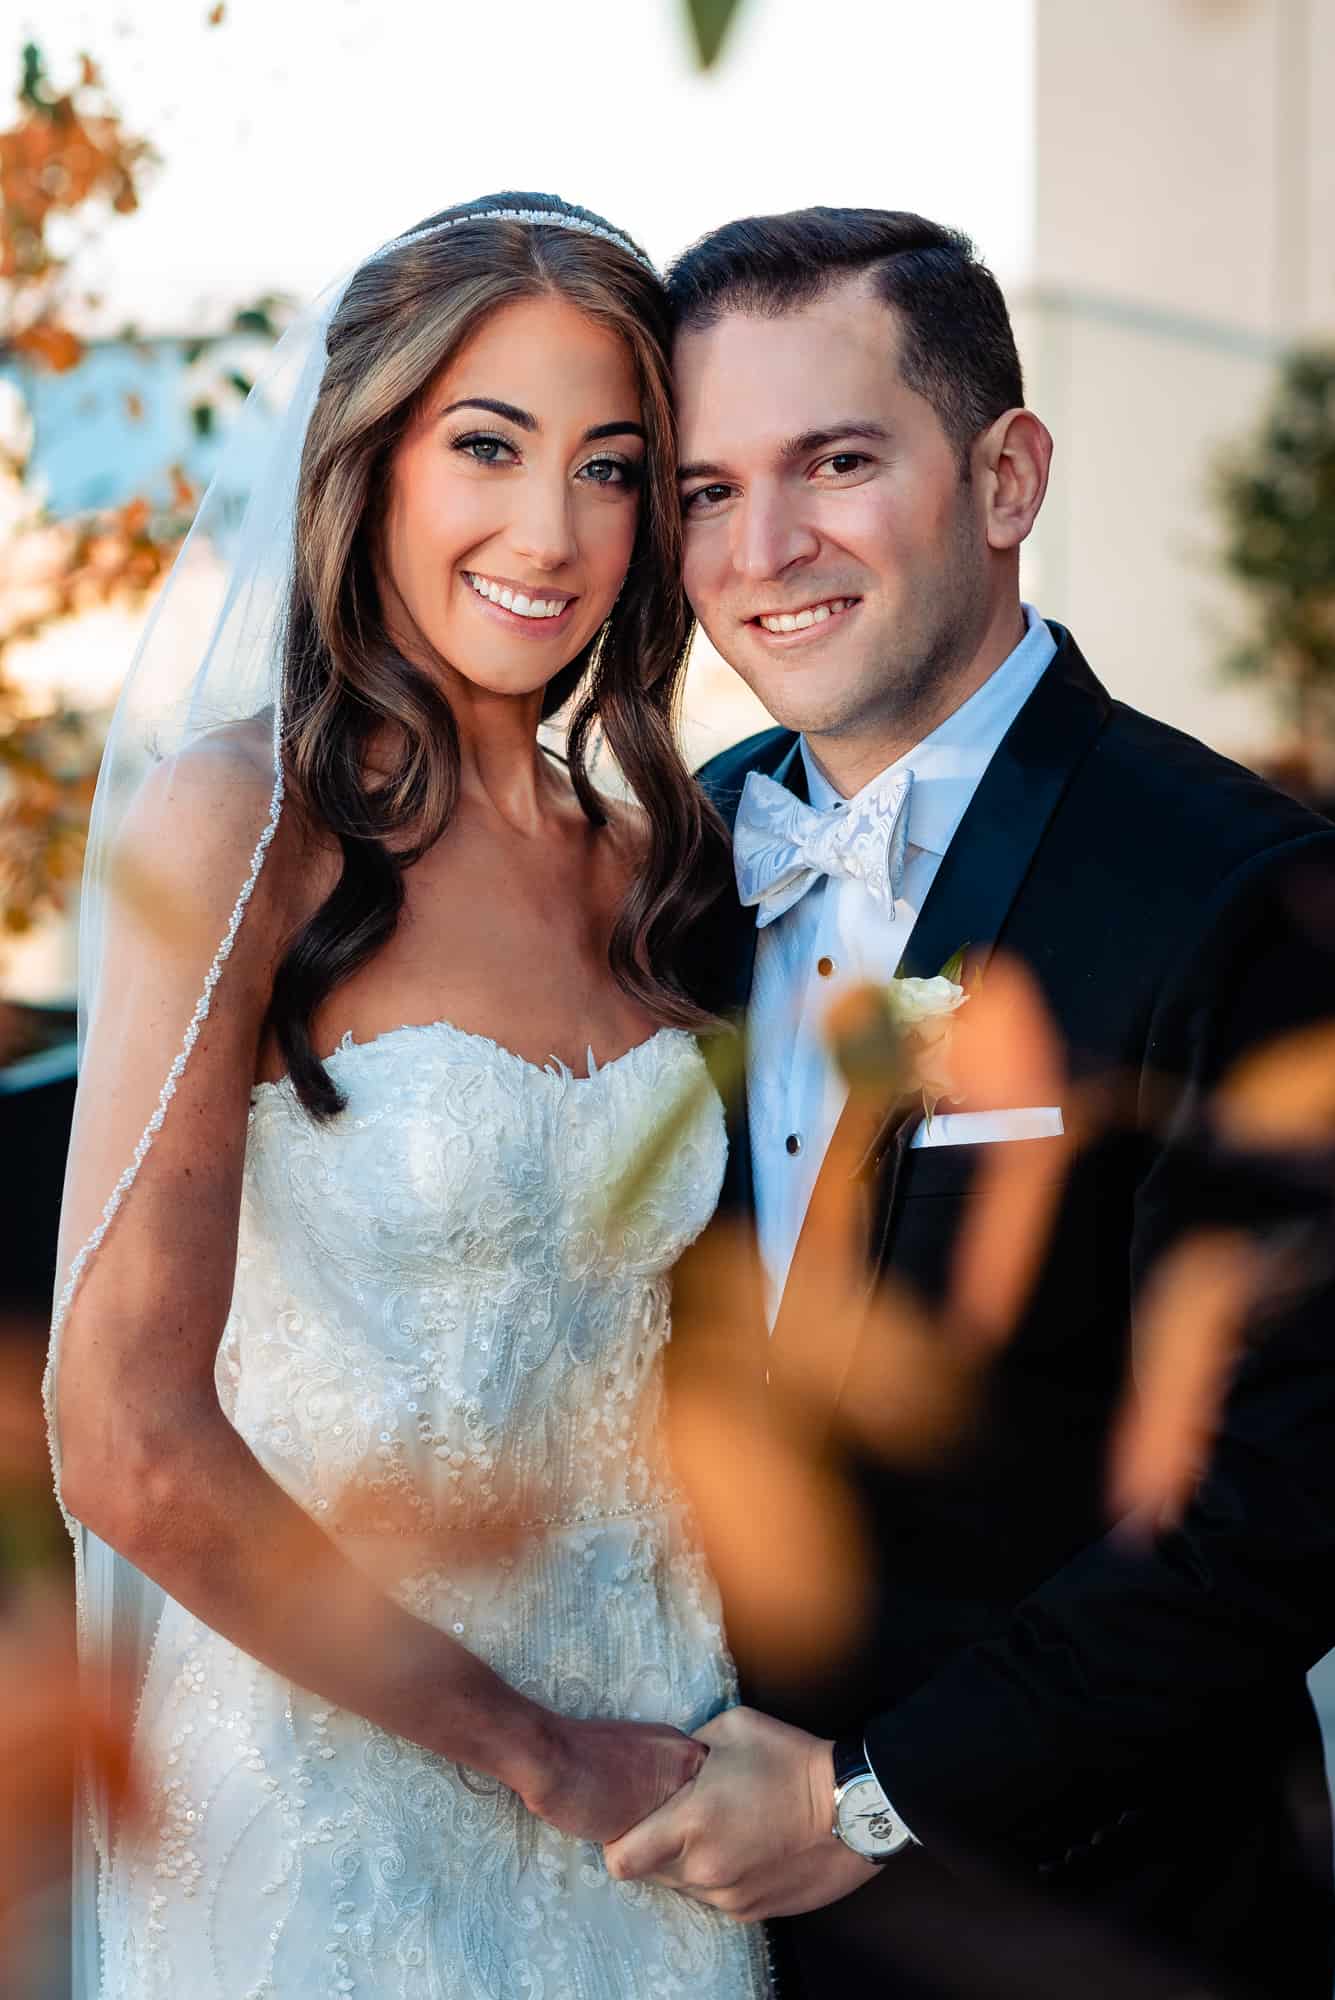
[677,457,730,483]
[779,420,891,459]
[439,398,645,444]
[677,421,892,482]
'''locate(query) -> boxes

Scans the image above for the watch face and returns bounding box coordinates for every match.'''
[836,1774,906,1859]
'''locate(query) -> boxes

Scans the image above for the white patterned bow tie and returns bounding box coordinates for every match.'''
[733,765,914,928]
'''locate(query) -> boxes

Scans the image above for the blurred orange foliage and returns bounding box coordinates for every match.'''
[1109,1229,1261,1531]
[0,42,155,344]
[0,44,184,941]
[0,1592,137,1988]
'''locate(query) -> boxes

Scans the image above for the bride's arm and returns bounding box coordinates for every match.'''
[53,735,701,1843]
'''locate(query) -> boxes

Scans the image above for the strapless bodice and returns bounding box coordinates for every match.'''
[221,1022,725,1557]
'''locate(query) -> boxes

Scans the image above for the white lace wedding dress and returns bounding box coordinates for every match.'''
[98,1021,772,2000]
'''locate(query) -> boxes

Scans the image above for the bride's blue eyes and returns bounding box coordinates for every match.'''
[454,433,514,465]
[451,433,641,490]
[581,456,643,490]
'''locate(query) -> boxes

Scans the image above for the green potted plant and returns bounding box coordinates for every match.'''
[1214,346,1335,811]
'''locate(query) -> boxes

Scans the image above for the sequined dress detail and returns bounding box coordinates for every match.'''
[99,1022,772,2000]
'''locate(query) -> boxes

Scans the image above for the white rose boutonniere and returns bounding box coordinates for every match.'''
[825,947,973,1132]
[886,954,970,1128]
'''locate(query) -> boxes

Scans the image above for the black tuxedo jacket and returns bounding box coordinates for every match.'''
[685,626,1335,1999]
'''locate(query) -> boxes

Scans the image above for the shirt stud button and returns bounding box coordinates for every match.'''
[817,955,835,977]
[785,1132,802,1156]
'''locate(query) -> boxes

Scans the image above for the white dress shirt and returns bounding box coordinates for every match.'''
[746,605,1057,1326]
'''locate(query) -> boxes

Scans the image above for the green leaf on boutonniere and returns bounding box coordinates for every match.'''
[938,944,970,986]
[922,1090,940,1136]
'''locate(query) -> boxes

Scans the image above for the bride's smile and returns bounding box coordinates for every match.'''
[461,569,577,622]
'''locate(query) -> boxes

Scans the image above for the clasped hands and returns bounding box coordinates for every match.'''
[601,1706,880,1923]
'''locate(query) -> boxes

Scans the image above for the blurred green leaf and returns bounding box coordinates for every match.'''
[829,987,910,1098]
[19,41,47,109]
[190,400,216,438]
[232,305,274,336]
[684,0,746,68]
[0,1480,66,1578]
[601,1028,746,1230]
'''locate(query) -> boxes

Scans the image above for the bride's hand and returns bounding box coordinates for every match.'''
[520,1716,707,1844]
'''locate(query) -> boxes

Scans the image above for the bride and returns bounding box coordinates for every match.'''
[46,193,772,1999]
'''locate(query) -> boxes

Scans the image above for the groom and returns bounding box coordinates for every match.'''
[604,209,1335,1996]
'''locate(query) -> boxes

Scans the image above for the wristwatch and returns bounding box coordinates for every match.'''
[831,1736,917,1863]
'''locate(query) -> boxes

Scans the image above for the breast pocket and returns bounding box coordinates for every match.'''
[898,1129,1075,1200]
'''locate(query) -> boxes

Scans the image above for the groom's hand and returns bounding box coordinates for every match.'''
[603,1706,880,1921]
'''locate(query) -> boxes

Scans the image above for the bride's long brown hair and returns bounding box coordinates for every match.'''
[269,193,728,1117]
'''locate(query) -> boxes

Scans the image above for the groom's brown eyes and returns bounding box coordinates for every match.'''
[681,484,731,513]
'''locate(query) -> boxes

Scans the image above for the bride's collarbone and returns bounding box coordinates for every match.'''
[297,899,656,1084]
[259,806,655,1082]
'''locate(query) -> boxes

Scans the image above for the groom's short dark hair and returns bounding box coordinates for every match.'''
[665,208,1023,465]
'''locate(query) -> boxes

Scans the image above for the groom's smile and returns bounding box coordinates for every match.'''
[750,594,861,640]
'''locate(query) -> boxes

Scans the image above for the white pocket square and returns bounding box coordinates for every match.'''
[910,1107,1065,1150]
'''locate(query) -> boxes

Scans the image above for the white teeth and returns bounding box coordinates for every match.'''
[758,597,853,633]
[465,572,567,619]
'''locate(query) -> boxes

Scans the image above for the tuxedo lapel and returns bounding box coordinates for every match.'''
[771,626,1112,1352]
[862,627,1110,1194]
[897,625,1110,986]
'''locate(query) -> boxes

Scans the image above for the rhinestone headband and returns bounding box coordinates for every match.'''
[368,207,657,274]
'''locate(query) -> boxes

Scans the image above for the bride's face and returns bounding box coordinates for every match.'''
[377,293,646,697]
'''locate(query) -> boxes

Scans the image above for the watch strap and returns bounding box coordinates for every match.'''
[832,1734,873,1791]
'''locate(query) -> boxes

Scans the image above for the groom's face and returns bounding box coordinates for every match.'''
[674,274,989,741]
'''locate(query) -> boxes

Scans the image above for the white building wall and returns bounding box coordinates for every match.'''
[1022,0,1331,758]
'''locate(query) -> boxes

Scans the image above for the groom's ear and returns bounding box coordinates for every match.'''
[975,408,1052,552]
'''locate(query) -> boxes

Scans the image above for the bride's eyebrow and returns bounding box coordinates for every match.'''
[441,396,537,431]
[439,398,645,445]
[584,420,646,443]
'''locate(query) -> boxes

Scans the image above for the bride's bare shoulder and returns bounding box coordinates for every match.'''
[125,713,274,820]
[112,714,311,943]
[596,790,651,870]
